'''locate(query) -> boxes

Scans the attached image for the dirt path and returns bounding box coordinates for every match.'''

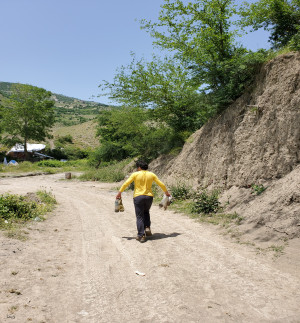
[0,174,300,323]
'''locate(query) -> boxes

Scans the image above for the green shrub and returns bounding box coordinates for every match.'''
[170,182,192,200]
[55,134,73,144]
[0,194,37,220]
[64,146,89,160]
[0,191,57,232]
[251,184,267,195]
[46,147,68,160]
[191,189,220,214]
[36,190,57,213]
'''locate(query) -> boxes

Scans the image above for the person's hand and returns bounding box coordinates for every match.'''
[116,192,122,199]
[165,191,171,197]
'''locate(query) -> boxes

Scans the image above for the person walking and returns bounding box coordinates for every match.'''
[116,160,170,242]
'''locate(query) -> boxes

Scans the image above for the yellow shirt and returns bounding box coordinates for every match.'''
[119,170,167,198]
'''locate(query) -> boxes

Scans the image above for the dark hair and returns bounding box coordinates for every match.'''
[136,160,148,170]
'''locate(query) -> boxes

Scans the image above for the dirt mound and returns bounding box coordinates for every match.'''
[220,165,300,242]
[150,52,300,241]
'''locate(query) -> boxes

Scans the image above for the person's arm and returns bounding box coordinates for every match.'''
[115,173,135,199]
[153,175,171,196]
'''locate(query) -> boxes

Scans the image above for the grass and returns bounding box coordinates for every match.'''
[255,244,286,258]
[0,159,90,176]
[197,212,243,226]
[166,182,243,227]
[52,119,99,149]
[79,159,132,182]
[169,198,244,227]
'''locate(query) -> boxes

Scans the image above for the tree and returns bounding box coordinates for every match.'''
[239,0,300,49]
[140,0,266,109]
[99,54,204,135]
[2,84,55,160]
[141,0,237,88]
[96,107,171,163]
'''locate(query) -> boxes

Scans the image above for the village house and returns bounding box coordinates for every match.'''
[6,143,53,161]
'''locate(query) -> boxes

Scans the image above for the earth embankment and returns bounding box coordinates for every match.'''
[150,52,300,242]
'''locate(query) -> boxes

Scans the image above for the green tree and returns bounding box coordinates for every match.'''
[2,84,55,159]
[140,0,266,109]
[96,107,171,163]
[141,0,237,90]
[99,55,202,135]
[239,0,300,49]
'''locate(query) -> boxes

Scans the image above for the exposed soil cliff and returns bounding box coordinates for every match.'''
[150,52,300,242]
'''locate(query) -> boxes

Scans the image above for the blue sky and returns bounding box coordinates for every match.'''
[0,0,270,105]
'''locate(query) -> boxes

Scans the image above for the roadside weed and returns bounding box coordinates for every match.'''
[251,184,267,195]
[0,191,57,240]
[170,181,192,200]
[191,189,221,214]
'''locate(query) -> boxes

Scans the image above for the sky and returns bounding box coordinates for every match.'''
[0,0,270,105]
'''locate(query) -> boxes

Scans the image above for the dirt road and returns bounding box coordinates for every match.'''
[0,174,300,323]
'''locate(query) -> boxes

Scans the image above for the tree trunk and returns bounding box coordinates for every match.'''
[24,138,28,161]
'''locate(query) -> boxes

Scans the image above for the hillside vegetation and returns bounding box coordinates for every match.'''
[0,81,104,151]
[52,120,98,149]
[0,81,107,127]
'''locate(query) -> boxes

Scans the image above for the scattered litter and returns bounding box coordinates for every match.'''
[135,271,145,276]
[34,217,42,222]
[4,220,8,224]
[7,314,15,319]
[78,310,89,316]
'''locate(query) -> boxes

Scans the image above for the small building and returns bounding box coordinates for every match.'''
[6,143,53,161]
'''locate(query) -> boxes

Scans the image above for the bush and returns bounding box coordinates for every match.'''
[191,189,220,214]
[88,142,126,165]
[0,194,37,220]
[0,191,57,230]
[46,148,68,160]
[45,145,89,161]
[36,190,57,213]
[55,134,73,145]
[170,182,192,200]
[64,146,89,160]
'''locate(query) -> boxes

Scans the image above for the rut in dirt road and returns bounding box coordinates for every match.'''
[0,174,300,323]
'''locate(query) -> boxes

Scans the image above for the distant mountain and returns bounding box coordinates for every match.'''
[0,81,109,126]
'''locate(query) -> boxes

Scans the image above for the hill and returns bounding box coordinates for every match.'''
[0,81,107,148]
[150,52,300,244]
[0,81,107,127]
[52,120,99,149]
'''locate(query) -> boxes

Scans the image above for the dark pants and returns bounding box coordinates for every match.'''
[133,195,153,237]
